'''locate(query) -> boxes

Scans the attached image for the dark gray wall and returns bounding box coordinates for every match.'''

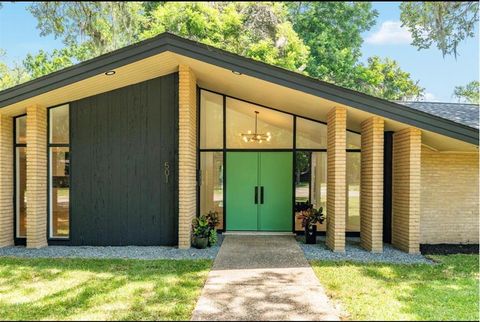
[69,73,178,246]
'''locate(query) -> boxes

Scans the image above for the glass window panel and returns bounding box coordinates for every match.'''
[15,116,26,144]
[49,105,69,144]
[200,152,224,229]
[295,151,327,231]
[200,91,223,149]
[226,98,293,149]
[296,118,327,149]
[347,131,361,149]
[16,147,27,238]
[347,152,361,232]
[50,147,70,238]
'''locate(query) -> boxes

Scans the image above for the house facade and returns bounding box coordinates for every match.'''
[0,33,478,253]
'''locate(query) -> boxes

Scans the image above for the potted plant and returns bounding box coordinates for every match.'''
[192,214,210,249]
[205,211,219,246]
[297,206,325,244]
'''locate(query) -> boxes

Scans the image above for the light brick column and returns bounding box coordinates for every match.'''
[178,65,197,249]
[326,106,346,252]
[0,114,14,247]
[392,128,421,254]
[360,117,384,252]
[26,104,48,249]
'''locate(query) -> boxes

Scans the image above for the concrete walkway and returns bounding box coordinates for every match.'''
[191,235,340,321]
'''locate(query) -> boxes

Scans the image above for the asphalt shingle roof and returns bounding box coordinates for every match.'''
[398,101,479,129]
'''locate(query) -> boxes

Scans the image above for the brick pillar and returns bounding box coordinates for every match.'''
[0,114,14,247]
[360,117,384,252]
[392,128,421,254]
[326,106,346,252]
[178,65,197,249]
[26,104,48,249]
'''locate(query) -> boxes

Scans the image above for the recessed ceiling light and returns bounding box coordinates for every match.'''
[105,70,116,76]
[232,70,242,75]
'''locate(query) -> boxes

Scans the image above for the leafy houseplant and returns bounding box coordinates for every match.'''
[192,211,219,249]
[297,206,325,244]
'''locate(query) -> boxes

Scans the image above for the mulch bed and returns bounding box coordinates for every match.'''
[420,244,479,255]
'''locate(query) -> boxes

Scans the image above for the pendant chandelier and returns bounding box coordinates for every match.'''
[241,111,271,143]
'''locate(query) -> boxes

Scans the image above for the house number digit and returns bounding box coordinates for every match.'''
[164,162,170,184]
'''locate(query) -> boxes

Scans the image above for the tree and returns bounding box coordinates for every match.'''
[23,47,77,79]
[400,2,479,58]
[142,2,309,71]
[355,57,424,101]
[453,81,479,103]
[28,2,146,59]
[0,50,31,90]
[287,2,378,87]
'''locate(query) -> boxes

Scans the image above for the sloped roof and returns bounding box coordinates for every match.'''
[0,32,478,145]
[399,101,479,129]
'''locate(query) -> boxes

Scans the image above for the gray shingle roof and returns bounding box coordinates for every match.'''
[397,101,479,129]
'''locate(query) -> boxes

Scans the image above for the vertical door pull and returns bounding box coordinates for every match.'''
[260,186,264,204]
[164,161,170,184]
[254,186,258,204]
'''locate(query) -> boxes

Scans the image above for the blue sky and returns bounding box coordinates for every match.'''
[1,1,478,102]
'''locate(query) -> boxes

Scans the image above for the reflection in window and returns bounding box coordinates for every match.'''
[347,152,361,231]
[16,147,26,238]
[49,105,69,144]
[16,116,26,144]
[49,105,70,238]
[296,118,327,149]
[200,152,224,229]
[200,90,223,149]
[50,147,70,238]
[226,98,293,149]
[295,151,327,231]
[347,131,361,149]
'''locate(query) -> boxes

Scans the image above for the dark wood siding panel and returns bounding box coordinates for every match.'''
[70,73,178,246]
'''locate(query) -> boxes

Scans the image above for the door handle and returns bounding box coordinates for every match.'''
[260,186,264,204]
[254,186,258,204]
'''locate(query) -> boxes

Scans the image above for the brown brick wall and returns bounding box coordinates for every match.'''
[326,106,346,252]
[420,147,479,244]
[392,128,421,254]
[178,65,197,249]
[26,105,48,248]
[360,117,384,252]
[0,114,14,247]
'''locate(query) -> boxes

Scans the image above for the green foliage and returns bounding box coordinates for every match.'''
[23,47,76,79]
[142,2,309,71]
[2,2,425,102]
[297,206,325,230]
[400,2,479,58]
[27,2,146,58]
[287,2,378,87]
[356,56,424,100]
[454,81,480,104]
[0,50,30,90]
[192,214,210,238]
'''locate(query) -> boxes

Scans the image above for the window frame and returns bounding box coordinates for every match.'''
[13,114,27,243]
[47,104,71,240]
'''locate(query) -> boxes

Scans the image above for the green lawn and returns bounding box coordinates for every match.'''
[311,255,479,321]
[0,257,211,321]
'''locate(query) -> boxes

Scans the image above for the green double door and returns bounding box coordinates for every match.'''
[226,152,292,231]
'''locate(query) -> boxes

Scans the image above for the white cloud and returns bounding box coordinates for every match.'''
[366,21,412,45]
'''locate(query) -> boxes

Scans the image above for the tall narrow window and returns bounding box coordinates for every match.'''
[15,115,27,238]
[49,105,70,238]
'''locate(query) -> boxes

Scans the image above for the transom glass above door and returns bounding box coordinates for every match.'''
[226,97,293,149]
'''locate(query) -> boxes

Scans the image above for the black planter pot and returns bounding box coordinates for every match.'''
[305,225,317,244]
[193,236,208,249]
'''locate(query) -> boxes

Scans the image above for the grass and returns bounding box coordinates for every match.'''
[0,257,212,321]
[311,255,479,321]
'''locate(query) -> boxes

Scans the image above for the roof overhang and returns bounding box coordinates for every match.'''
[0,33,478,151]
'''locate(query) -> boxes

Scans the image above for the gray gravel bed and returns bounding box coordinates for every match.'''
[0,235,223,260]
[298,236,433,264]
